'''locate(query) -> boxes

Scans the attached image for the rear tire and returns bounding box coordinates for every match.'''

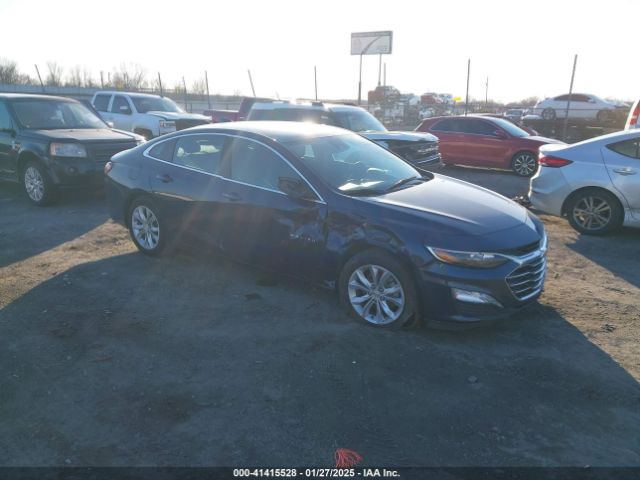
[565,189,623,235]
[511,151,538,177]
[596,110,610,124]
[338,249,420,329]
[542,108,556,120]
[127,196,166,256]
[23,161,57,206]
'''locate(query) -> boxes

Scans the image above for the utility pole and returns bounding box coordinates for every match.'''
[182,76,188,111]
[248,69,256,97]
[464,59,471,116]
[378,54,382,86]
[485,76,489,107]
[157,72,164,96]
[100,71,104,89]
[314,66,318,101]
[34,64,45,93]
[205,70,211,109]
[357,54,363,105]
[562,54,578,142]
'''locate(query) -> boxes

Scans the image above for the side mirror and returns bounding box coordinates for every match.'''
[106,121,115,128]
[494,130,508,139]
[278,177,315,200]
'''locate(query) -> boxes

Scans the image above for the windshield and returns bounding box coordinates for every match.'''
[491,117,529,137]
[285,133,422,195]
[331,109,386,132]
[131,96,183,113]
[11,100,107,130]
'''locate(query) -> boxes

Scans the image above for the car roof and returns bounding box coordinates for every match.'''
[179,120,352,143]
[94,91,162,99]
[250,101,365,114]
[0,93,78,102]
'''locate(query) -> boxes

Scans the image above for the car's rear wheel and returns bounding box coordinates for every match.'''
[128,196,166,256]
[511,151,538,177]
[339,249,419,329]
[566,189,623,235]
[23,161,56,206]
[596,110,610,124]
[542,108,556,120]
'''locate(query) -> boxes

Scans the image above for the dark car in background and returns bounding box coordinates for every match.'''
[105,122,547,328]
[0,94,143,205]
[416,115,562,176]
[246,100,442,169]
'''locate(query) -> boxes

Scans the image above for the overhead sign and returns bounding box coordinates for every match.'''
[351,31,393,55]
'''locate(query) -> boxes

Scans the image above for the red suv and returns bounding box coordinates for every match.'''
[416,115,562,176]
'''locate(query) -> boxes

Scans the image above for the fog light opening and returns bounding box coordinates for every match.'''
[452,288,503,308]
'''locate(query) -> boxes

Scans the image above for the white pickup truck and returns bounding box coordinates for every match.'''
[91,91,211,139]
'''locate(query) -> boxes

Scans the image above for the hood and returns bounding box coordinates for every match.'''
[361,131,438,143]
[147,111,211,121]
[24,128,137,143]
[358,175,536,240]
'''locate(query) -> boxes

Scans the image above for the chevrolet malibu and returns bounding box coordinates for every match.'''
[105,122,548,328]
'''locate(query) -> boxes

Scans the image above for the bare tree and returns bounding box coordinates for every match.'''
[190,77,207,95]
[111,63,147,90]
[82,68,95,88]
[46,61,64,86]
[66,65,83,87]
[0,58,31,85]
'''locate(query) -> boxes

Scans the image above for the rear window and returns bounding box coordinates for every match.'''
[607,139,640,159]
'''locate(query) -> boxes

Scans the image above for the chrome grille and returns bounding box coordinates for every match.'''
[506,255,546,301]
[88,143,137,163]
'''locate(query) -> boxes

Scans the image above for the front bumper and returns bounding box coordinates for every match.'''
[416,248,547,323]
[45,156,106,188]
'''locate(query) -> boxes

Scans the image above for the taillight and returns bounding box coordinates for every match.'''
[538,155,572,168]
[104,161,114,174]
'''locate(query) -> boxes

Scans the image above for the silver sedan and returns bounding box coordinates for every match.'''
[529,130,640,235]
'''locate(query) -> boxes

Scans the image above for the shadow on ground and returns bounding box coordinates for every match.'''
[0,183,108,268]
[0,250,638,467]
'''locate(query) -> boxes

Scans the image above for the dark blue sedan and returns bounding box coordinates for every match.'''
[105,122,547,328]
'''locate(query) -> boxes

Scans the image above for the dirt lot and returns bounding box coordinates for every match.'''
[0,167,639,467]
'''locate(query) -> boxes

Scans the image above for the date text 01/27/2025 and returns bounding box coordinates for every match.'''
[232,468,401,478]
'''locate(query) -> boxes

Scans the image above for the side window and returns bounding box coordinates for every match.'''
[607,139,640,160]
[464,119,498,136]
[0,101,13,130]
[431,119,455,132]
[111,96,131,114]
[554,95,569,101]
[148,139,176,162]
[571,94,588,103]
[173,134,226,174]
[226,138,303,192]
[93,94,111,112]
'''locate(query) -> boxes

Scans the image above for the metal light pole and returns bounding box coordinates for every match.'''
[205,70,211,109]
[464,59,471,116]
[562,54,578,141]
[248,70,256,97]
[357,54,363,105]
[314,66,318,101]
[34,64,45,92]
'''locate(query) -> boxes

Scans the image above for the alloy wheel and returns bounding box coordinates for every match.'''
[347,264,405,325]
[131,205,160,250]
[572,196,612,231]
[24,166,45,202]
[512,153,537,176]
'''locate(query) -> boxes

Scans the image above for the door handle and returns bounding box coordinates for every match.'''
[222,192,241,202]
[155,173,173,183]
[613,168,636,176]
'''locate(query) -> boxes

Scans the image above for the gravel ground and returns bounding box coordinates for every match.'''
[0,167,639,467]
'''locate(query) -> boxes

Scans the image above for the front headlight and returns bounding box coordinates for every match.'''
[427,247,508,268]
[159,120,176,129]
[49,143,87,158]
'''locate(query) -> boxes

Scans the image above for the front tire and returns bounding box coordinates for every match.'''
[542,108,556,120]
[566,189,623,235]
[596,110,610,124]
[23,161,56,206]
[511,151,538,177]
[128,196,166,256]
[338,249,420,329]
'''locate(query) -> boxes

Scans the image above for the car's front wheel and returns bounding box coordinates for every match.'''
[511,151,538,177]
[596,110,610,124]
[542,108,556,120]
[128,196,166,256]
[565,189,623,235]
[339,249,419,329]
[23,160,56,206]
